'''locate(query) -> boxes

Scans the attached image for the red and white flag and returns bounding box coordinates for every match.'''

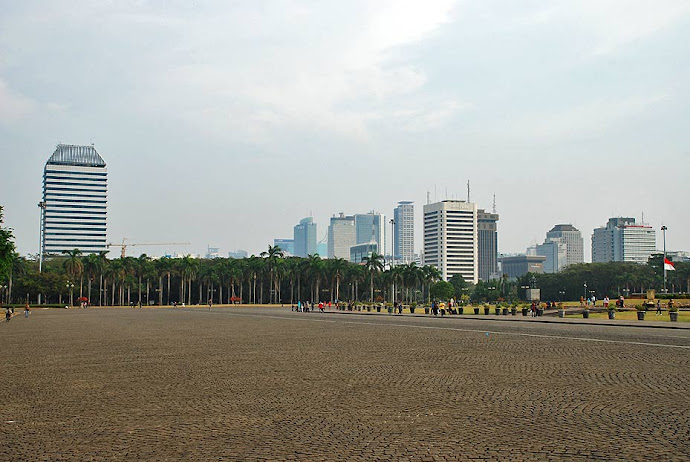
[664,258,676,271]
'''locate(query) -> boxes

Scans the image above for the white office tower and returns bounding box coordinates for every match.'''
[41,144,108,256]
[546,224,584,266]
[394,201,414,264]
[423,200,478,283]
[327,213,356,259]
[592,218,656,263]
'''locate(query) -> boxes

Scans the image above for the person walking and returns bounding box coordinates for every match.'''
[5,308,11,322]
[208,299,212,310]
[24,303,30,318]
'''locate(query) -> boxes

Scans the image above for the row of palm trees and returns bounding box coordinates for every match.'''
[10,246,442,306]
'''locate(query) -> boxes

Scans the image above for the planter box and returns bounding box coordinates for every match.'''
[458,307,464,315]
[366,306,371,312]
[474,307,480,315]
[376,306,381,312]
[558,310,565,318]
[670,312,678,322]
[484,307,490,315]
[637,311,646,321]
[424,308,430,314]
[494,308,501,315]
[511,308,517,316]
[521,308,528,316]
[582,310,590,319]
[410,308,415,314]
[502,308,509,315]
[608,310,615,320]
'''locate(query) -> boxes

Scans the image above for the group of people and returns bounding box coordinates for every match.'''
[4,303,30,322]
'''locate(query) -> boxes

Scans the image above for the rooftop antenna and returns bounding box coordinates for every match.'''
[492,193,497,214]
[467,181,470,203]
[426,191,430,204]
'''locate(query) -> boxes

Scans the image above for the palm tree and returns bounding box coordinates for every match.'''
[307,254,324,302]
[261,245,284,304]
[62,249,83,305]
[328,258,349,302]
[135,254,151,306]
[362,252,384,302]
[155,257,173,305]
[8,253,26,305]
[82,253,102,306]
[421,265,441,302]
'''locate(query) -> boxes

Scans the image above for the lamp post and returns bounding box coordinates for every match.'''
[66,281,75,307]
[0,284,7,304]
[37,201,46,305]
[390,218,395,304]
[661,225,667,293]
[559,289,566,302]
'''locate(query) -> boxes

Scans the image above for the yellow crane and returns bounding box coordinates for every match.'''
[106,238,191,259]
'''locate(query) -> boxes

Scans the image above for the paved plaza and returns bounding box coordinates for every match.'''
[1,307,689,461]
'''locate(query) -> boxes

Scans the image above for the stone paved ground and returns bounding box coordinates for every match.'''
[1,307,689,461]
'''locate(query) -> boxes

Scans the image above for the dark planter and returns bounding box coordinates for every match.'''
[473,307,480,315]
[511,308,517,316]
[484,307,490,315]
[502,308,509,315]
[410,307,415,314]
[637,311,646,321]
[376,306,381,312]
[424,308,430,314]
[458,307,464,315]
[521,308,528,316]
[582,310,590,319]
[670,312,678,322]
[558,310,565,318]
[494,308,501,315]
[608,310,615,320]
[366,306,371,312]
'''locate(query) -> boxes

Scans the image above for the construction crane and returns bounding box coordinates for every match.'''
[106,238,190,259]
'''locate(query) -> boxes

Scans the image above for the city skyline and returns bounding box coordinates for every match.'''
[1,2,688,259]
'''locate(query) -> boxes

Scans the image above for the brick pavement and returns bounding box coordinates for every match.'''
[1,307,689,461]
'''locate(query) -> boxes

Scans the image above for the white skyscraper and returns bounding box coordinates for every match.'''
[536,224,584,273]
[423,200,478,283]
[327,213,356,260]
[592,218,656,263]
[40,144,108,256]
[394,201,414,263]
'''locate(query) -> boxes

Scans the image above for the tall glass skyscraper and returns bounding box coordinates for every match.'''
[293,217,317,257]
[394,201,414,263]
[41,144,108,256]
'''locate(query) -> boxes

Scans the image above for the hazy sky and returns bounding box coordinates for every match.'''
[1,0,689,260]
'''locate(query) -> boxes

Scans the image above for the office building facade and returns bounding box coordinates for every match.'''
[293,217,317,257]
[273,239,294,256]
[477,209,499,281]
[350,242,378,264]
[394,201,414,263]
[41,144,108,256]
[592,217,656,263]
[328,213,356,259]
[500,255,546,279]
[423,200,478,283]
[354,212,384,248]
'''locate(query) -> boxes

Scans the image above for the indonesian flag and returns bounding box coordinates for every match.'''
[664,258,676,271]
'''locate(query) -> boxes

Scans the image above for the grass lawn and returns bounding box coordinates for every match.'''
[566,310,690,322]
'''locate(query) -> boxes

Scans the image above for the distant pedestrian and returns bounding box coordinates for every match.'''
[24,303,30,318]
[656,300,662,315]
[208,299,212,310]
[318,302,324,312]
[5,308,11,322]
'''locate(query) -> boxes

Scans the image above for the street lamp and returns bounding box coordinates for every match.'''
[559,289,566,302]
[583,282,587,300]
[661,225,668,293]
[0,284,7,304]
[66,281,75,307]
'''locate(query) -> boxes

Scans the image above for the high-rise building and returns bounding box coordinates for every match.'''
[592,217,656,263]
[328,213,356,259]
[228,249,248,259]
[499,255,546,279]
[293,217,317,257]
[535,224,583,273]
[393,201,414,263]
[40,144,108,256]
[354,212,384,249]
[477,209,499,281]
[423,200,478,283]
[273,239,294,255]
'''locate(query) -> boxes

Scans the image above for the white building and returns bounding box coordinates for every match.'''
[423,200,478,283]
[394,201,414,264]
[327,213,356,260]
[41,144,108,256]
[592,217,656,263]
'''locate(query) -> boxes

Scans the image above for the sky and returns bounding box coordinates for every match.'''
[1,0,689,260]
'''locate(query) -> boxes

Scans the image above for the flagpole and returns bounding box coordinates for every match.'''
[661,225,667,293]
